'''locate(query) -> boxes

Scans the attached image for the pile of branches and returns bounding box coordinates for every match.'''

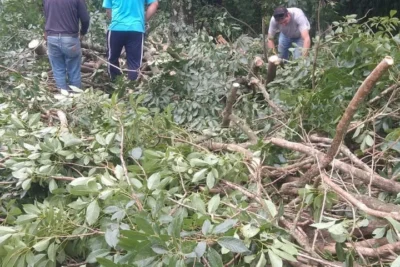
[203,55,400,266]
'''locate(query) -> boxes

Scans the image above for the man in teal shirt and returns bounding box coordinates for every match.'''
[103,0,158,80]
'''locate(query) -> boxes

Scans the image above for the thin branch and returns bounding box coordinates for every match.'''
[118,118,143,211]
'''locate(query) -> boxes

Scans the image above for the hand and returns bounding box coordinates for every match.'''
[80,34,85,42]
[44,32,47,41]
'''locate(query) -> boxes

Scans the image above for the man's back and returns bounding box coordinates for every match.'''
[44,0,90,35]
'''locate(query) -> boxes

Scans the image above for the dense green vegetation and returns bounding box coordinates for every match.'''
[0,0,400,266]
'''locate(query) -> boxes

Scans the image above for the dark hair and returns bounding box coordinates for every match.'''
[273,7,288,21]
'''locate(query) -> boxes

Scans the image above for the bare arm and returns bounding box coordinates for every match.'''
[145,1,159,21]
[300,29,311,57]
[106,8,111,20]
[267,34,276,54]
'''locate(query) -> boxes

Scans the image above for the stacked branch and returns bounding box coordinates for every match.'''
[206,56,398,266]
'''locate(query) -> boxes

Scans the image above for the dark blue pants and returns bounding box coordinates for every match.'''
[106,30,144,81]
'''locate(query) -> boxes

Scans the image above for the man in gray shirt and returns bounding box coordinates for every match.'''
[44,0,90,91]
[267,7,310,60]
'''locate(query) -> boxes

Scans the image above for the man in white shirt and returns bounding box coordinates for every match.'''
[267,7,311,60]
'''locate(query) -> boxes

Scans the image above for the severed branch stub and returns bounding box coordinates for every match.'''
[28,39,47,56]
[266,55,281,85]
[222,82,240,127]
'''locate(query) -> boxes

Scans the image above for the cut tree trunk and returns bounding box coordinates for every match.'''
[28,39,47,56]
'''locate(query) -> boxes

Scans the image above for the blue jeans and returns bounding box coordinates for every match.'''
[47,35,82,90]
[278,33,304,60]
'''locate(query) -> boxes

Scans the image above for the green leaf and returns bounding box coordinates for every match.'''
[96,134,107,146]
[264,200,278,218]
[60,133,82,147]
[86,200,100,226]
[130,147,143,160]
[33,238,51,252]
[195,241,207,257]
[23,204,41,215]
[206,171,216,189]
[386,217,400,232]
[207,248,223,267]
[268,249,283,267]
[217,237,249,253]
[311,221,336,229]
[373,227,386,238]
[191,194,206,214]
[202,220,211,235]
[213,219,237,234]
[270,247,297,262]
[15,214,38,224]
[86,249,110,264]
[241,224,260,239]
[105,133,116,145]
[336,242,346,262]
[151,244,168,255]
[136,217,154,235]
[11,114,25,129]
[391,256,400,267]
[256,253,267,267]
[207,194,220,214]
[114,165,124,180]
[192,168,208,183]
[0,226,17,235]
[169,211,183,238]
[365,135,374,146]
[0,234,12,246]
[97,258,119,267]
[47,242,57,262]
[105,228,119,247]
[147,172,161,190]
[190,158,209,167]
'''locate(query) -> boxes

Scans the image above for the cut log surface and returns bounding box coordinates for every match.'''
[28,39,47,56]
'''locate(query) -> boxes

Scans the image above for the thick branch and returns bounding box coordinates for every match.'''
[321,173,400,221]
[301,57,393,182]
[221,83,239,127]
[269,137,400,193]
[201,142,253,160]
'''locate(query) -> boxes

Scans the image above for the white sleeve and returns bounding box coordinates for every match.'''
[296,10,310,32]
[268,17,278,36]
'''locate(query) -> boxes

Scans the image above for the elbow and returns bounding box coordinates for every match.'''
[151,1,159,10]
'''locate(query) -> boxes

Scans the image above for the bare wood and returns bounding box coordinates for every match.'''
[309,135,373,173]
[221,83,239,127]
[249,77,283,114]
[325,241,400,258]
[81,41,107,53]
[266,55,281,84]
[28,39,47,56]
[368,83,399,105]
[321,173,400,221]
[301,57,394,182]
[269,137,400,193]
[56,110,68,133]
[229,113,258,144]
[201,141,253,160]
[355,195,400,214]
[323,238,388,255]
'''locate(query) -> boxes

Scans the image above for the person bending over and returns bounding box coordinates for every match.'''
[267,7,310,60]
